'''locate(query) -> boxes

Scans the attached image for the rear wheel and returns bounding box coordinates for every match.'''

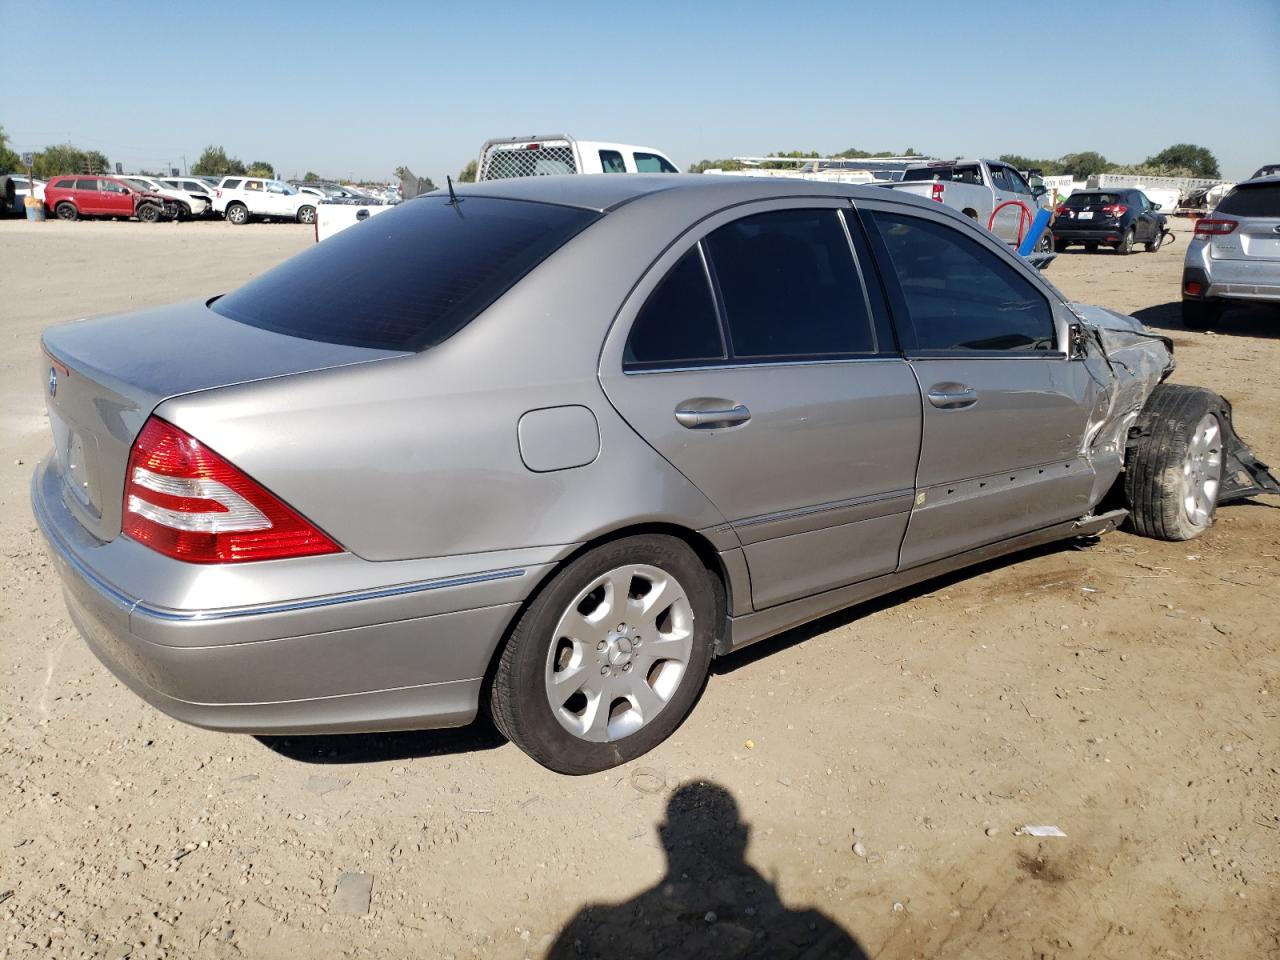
[136,203,161,223]
[1125,385,1225,541]
[1115,228,1134,255]
[225,203,249,225]
[1145,228,1163,253]
[1181,298,1222,330]
[55,202,78,221]
[297,205,316,225]
[490,534,720,774]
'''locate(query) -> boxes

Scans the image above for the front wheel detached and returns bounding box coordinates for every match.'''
[1125,385,1226,541]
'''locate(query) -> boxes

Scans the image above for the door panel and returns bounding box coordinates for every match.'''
[899,356,1098,568]
[604,362,922,607]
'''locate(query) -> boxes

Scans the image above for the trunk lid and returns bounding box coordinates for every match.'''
[41,298,405,543]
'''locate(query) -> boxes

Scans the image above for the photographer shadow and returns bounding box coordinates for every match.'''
[545,781,868,959]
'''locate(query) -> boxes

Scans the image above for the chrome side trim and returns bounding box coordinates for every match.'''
[731,489,915,546]
[134,568,528,623]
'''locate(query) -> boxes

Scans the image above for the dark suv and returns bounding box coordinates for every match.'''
[1051,189,1167,255]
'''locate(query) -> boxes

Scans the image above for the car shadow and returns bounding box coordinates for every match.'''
[542,780,870,959]
[1133,301,1280,340]
[254,716,507,764]
[714,538,1083,675]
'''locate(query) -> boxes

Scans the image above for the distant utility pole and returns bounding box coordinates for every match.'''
[182,154,187,175]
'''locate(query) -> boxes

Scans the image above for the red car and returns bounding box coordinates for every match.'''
[43,175,168,222]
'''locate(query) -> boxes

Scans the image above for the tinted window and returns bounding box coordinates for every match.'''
[211,197,598,352]
[704,209,875,358]
[102,180,128,193]
[624,248,724,368]
[635,152,678,173]
[222,178,242,189]
[1217,184,1280,217]
[870,211,1055,353]
[53,178,76,189]
[902,164,980,185]
[1005,168,1031,193]
[599,150,627,174]
[75,178,99,191]
[1064,192,1121,208]
[989,167,1011,190]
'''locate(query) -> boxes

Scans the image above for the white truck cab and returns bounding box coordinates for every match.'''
[476,135,679,181]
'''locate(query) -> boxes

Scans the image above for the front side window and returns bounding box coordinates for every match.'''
[869,211,1055,353]
[599,150,627,174]
[102,180,129,194]
[624,248,724,368]
[211,197,598,352]
[634,152,678,173]
[703,209,875,359]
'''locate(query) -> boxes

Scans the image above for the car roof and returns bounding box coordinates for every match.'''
[1238,174,1280,187]
[450,173,917,214]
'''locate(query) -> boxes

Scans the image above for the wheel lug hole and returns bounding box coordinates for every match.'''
[600,666,609,676]
[596,641,605,651]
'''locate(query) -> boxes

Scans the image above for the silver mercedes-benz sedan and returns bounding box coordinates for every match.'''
[34,176,1278,774]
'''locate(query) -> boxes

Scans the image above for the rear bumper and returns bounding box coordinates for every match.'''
[32,457,558,734]
[1183,263,1280,304]
[1052,224,1124,242]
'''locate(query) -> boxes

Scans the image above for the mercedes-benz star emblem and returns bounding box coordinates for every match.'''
[48,367,58,398]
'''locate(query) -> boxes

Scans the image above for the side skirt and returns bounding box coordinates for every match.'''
[720,510,1126,655]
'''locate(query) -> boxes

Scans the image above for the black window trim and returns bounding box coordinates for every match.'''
[624,204,891,373]
[859,204,1065,361]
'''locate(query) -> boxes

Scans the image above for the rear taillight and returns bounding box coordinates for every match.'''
[122,417,341,564]
[215,189,222,198]
[1054,204,1071,217]
[930,182,945,202]
[1194,218,1238,238]
[1101,204,1128,217]
[1185,280,1203,296]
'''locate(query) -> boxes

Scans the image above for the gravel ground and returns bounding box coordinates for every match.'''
[1,217,1277,960]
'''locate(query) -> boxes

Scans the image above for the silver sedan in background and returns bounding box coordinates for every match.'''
[34,176,1279,773]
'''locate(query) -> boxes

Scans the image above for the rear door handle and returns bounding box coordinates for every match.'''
[926,384,978,409]
[674,401,751,429]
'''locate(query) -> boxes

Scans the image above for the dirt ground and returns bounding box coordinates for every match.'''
[1,217,1277,960]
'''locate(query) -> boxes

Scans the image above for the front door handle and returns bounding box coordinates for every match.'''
[926,384,978,409]
[674,401,751,429]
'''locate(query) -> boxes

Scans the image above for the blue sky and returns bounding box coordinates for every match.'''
[2,0,1277,182]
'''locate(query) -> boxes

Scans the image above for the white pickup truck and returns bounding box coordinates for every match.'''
[476,135,678,180]
[883,159,1051,245]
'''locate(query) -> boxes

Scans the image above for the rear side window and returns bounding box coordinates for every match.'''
[1217,185,1280,217]
[624,249,724,368]
[634,152,678,173]
[75,178,99,191]
[599,150,627,173]
[704,209,875,358]
[211,197,598,351]
[244,180,263,191]
[53,178,75,189]
[869,211,1055,353]
[222,178,242,190]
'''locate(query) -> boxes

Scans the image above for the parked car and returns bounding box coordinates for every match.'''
[477,134,679,180]
[5,174,45,213]
[883,159,1052,246]
[1249,163,1280,180]
[314,197,395,242]
[158,177,216,212]
[34,176,1279,774]
[212,177,317,225]
[1051,189,1167,255]
[120,175,210,218]
[1181,175,1280,329]
[290,181,380,204]
[42,175,171,222]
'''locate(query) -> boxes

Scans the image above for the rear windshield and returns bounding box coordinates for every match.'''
[1217,185,1280,218]
[1065,193,1122,207]
[902,165,981,184]
[210,196,598,351]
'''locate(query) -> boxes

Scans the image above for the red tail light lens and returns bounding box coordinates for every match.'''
[122,417,342,564]
[1054,204,1071,217]
[1194,218,1238,238]
[1101,204,1128,217]
[930,182,945,202]
[1184,280,1203,296]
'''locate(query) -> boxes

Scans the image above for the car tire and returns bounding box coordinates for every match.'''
[1115,228,1134,255]
[1084,241,1099,253]
[137,204,161,223]
[1145,228,1163,253]
[1054,237,1069,252]
[490,534,722,775]
[297,205,316,225]
[173,202,189,221]
[55,202,78,221]
[1125,385,1226,542]
[226,203,249,225]
[1181,299,1222,330]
